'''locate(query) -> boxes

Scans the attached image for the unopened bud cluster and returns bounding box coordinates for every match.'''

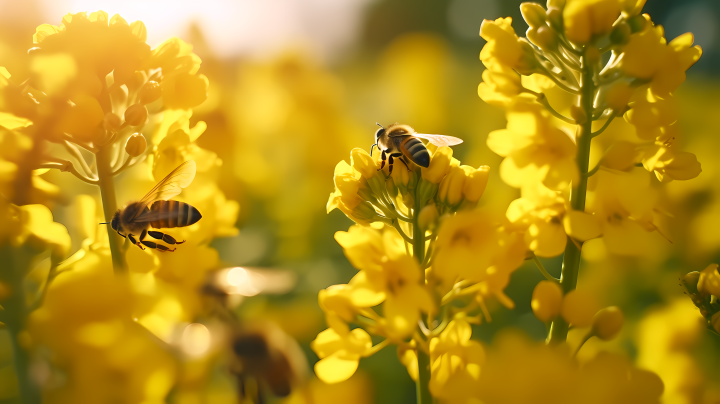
[682,264,720,334]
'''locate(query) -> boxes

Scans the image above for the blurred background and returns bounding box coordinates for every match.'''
[1,0,720,403]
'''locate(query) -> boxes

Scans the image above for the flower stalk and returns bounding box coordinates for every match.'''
[96,143,127,274]
[413,195,432,404]
[549,52,595,343]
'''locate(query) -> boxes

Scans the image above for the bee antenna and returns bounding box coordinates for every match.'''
[370,143,377,156]
[376,122,384,129]
[99,222,110,225]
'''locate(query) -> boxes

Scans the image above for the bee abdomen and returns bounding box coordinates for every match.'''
[150,200,202,229]
[402,137,430,167]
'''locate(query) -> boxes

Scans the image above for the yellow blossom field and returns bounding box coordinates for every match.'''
[0,0,719,403]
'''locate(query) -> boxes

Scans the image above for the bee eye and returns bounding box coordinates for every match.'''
[375,128,385,139]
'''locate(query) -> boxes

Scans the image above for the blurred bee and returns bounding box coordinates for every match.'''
[101,160,202,252]
[230,323,307,399]
[371,123,463,174]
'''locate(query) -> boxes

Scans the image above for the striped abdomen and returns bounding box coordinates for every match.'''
[400,137,430,167]
[149,200,202,229]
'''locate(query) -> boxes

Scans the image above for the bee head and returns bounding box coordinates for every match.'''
[110,211,120,231]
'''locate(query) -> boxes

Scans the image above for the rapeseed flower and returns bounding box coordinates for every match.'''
[487,100,578,191]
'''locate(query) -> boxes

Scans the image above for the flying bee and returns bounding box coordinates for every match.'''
[101,160,202,252]
[371,123,463,174]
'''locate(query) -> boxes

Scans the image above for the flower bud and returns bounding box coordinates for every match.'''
[546,7,563,31]
[605,81,633,111]
[570,104,587,124]
[591,306,624,340]
[531,280,563,322]
[563,0,621,44]
[124,103,148,126]
[698,263,720,296]
[546,0,565,8]
[138,80,162,104]
[351,148,378,179]
[527,26,558,51]
[561,289,599,327]
[521,3,547,29]
[421,147,453,184]
[437,166,466,207]
[125,133,147,157]
[712,312,720,335]
[682,271,701,295]
[418,204,439,231]
[103,112,122,132]
[463,165,490,203]
[610,21,632,45]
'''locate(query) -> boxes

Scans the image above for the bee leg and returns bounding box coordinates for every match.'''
[391,153,410,172]
[378,150,387,171]
[388,154,395,175]
[141,240,176,252]
[148,230,185,245]
[128,234,145,250]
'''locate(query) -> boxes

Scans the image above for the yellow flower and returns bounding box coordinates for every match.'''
[563,0,622,44]
[584,168,660,255]
[479,17,524,68]
[33,11,150,86]
[436,164,490,210]
[506,183,568,257]
[28,251,177,403]
[311,328,372,384]
[479,18,536,74]
[639,144,701,183]
[624,87,677,140]
[421,146,453,184]
[477,63,523,107]
[488,100,578,191]
[336,226,432,338]
[434,210,525,286]
[8,203,71,261]
[620,18,702,95]
[428,319,485,401]
[479,331,663,403]
[319,284,359,333]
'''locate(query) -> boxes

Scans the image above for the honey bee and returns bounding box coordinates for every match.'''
[230,323,307,399]
[371,123,463,174]
[101,160,202,252]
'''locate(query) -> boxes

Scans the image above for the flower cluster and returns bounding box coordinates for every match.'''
[0,11,243,404]
[681,264,720,335]
[480,1,701,259]
[316,144,528,395]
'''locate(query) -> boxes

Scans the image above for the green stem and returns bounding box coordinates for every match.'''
[412,196,433,403]
[416,349,433,404]
[548,51,595,344]
[532,255,559,283]
[96,144,127,274]
[1,245,42,404]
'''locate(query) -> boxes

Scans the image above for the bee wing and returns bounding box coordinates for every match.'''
[412,133,463,147]
[131,160,196,219]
